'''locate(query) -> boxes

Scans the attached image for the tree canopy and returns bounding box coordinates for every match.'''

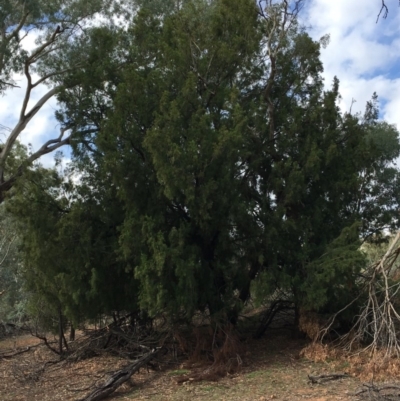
[0,0,130,201]
[4,0,400,330]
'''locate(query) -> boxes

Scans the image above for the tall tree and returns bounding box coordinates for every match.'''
[98,0,262,321]
[0,0,126,202]
[16,0,400,327]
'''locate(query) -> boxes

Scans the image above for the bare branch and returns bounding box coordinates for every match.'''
[26,127,71,164]
[377,0,389,22]
[0,123,11,133]
[0,80,20,89]
[259,1,304,142]
[0,235,16,266]
[308,373,350,384]
[21,51,34,119]
[28,44,64,64]
[78,348,162,401]
[32,65,82,88]
[318,232,400,361]
[0,126,71,202]
[0,86,58,167]
[6,10,30,43]
[30,330,60,355]
[26,25,64,64]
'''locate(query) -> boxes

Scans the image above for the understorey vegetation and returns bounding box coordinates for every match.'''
[1,0,400,396]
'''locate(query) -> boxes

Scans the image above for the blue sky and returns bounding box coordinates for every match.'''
[303,0,400,123]
[1,0,400,168]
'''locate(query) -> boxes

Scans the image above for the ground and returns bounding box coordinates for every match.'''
[0,329,365,401]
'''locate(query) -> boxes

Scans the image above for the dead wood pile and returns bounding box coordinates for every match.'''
[319,232,400,360]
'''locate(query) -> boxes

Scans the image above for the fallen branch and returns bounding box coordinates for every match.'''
[30,330,60,355]
[318,232,400,360]
[354,382,400,400]
[308,373,350,384]
[0,346,32,359]
[66,315,164,363]
[77,347,162,401]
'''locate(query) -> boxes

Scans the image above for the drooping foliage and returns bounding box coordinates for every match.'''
[0,204,24,323]
[6,0,400,327]
[7,157,140,327]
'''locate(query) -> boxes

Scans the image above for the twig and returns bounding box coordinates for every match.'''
[30,330,60,355]
[0,346,32,358]
[377,0,389,22]
[318,232,400,359]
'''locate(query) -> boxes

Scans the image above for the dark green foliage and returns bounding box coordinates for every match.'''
[0,205,25,323]
[300,223,366,311]
[97,0,262,320]
[7,159,139,326]
[6,0,400,327]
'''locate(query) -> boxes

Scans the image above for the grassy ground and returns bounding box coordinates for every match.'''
[0,328,362,401]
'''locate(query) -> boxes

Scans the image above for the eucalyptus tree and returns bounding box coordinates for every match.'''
[0,0,129,202]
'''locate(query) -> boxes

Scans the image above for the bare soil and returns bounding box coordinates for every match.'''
[0,331,365,401]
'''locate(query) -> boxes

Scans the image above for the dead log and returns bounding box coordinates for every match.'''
[308,372,350,384]
[77,347,162,401]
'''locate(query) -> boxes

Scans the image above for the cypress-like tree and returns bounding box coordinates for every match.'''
[97,0,261,321]
[13,0,400,328]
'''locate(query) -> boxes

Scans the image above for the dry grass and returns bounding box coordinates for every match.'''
[302,341,400,382]
[122,331,359,401]
[0,330,363,401]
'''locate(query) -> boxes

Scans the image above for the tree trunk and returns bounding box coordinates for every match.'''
[69,324,75,341]
[292,304,305,339]
[58,306,64,355]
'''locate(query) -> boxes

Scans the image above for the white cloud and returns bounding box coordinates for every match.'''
[303,0,400,128]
